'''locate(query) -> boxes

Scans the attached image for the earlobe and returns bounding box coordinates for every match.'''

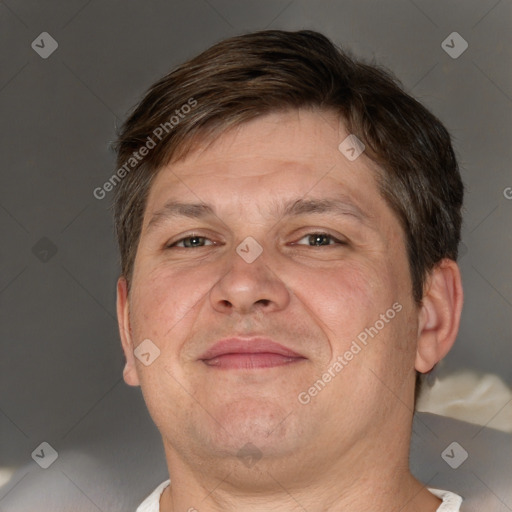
[116,276,141,387]
[415,259,464,373]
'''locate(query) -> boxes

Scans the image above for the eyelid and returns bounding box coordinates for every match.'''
[292,231,348,246]
[164,229,348,249]
[165,232,218,248]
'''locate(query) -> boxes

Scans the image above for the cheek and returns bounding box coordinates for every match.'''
[129,263,217,341]
[285,258,388,340]
[283,253,412,380]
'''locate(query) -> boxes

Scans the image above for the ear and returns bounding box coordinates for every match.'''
[415,259,464,373]
[116,276,140,386]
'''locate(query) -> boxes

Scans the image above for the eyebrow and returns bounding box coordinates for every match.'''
[145,197,372,234]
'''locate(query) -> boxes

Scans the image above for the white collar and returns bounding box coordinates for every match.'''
[136,481,463,511]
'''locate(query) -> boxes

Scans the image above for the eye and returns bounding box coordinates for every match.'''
[294,232,347,247]
[167,235,215,248]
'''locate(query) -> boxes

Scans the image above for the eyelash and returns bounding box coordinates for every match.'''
[167,232,347,249]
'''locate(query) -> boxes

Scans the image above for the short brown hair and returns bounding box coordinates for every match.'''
[113,30,463,306]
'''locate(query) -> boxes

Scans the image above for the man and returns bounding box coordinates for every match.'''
[113,30,464,511]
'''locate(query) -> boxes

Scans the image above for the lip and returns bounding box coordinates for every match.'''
[199,337,306,369]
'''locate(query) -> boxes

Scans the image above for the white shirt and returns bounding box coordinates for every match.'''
[136,480,463,511]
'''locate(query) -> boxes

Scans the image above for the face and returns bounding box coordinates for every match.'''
[118,109,421,478]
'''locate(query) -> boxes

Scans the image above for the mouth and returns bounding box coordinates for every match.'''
[199,337,306,370]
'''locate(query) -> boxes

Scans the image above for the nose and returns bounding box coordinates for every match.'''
[209,242,290,315]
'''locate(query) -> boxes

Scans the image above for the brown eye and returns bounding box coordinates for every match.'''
[295,233,346,247]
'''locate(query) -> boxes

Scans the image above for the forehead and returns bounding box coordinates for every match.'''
[176,110,357,172]
[145,109,384,215]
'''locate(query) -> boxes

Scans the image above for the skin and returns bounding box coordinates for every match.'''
[117,109,464,511]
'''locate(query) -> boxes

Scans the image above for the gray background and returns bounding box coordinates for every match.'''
[1,1,511,510]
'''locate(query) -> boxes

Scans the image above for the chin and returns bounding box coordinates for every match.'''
[194,397,306,458]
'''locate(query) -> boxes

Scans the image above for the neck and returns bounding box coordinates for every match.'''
[159,435,442,512]
[160,470,441,512]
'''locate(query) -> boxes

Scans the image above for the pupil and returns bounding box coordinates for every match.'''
[188,236,202,247]
[311,234,328,246]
